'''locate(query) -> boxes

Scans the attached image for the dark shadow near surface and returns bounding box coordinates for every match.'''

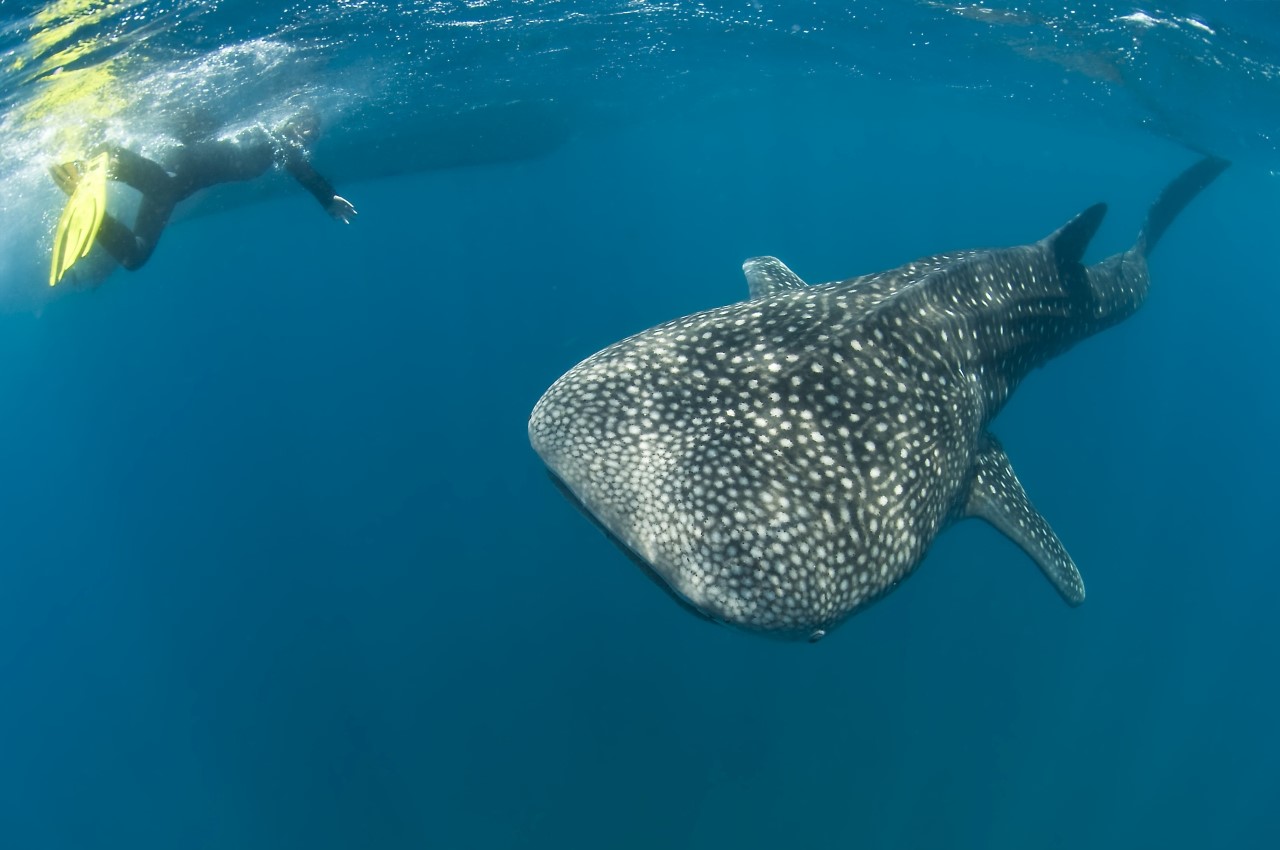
[173,99,576,222]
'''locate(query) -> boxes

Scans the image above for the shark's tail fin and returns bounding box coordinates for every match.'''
[1136,155,1230,257]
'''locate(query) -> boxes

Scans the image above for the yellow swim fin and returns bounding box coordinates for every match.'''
[49,151,110,287]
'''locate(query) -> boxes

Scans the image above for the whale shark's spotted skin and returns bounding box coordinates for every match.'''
[530,157,1227,640]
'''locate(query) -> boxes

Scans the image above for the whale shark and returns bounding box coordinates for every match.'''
[529,156,1228,642]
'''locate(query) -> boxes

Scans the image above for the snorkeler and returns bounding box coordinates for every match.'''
[49,110,357,275]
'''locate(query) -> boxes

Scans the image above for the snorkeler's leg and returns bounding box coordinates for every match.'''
[52,144,171,197]
[93,213,147,270]
[126,193,174,268]
[98,143,173,196]
[93,194,174,271]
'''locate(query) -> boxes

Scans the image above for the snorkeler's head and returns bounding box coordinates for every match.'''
[279,107,321,146]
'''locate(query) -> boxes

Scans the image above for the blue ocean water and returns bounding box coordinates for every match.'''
[1,2,1278,848]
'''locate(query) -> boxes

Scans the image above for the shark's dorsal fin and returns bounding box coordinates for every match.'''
[743,256,809,298]
[964,433,1085,606]
[1045,202,1107,268]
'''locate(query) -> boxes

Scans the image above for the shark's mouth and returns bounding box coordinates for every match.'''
[545,471,832,642]
[544,471,719,626]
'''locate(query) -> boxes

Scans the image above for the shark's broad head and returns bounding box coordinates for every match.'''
[530,157,1227,641]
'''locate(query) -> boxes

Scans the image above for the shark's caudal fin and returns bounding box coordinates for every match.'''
[1041,155,1229,329]
[1044,155,1229,273]
[1137,155,1230,257]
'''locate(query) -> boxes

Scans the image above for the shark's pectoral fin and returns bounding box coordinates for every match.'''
[743,256,809,298]
[963,433,1085,606]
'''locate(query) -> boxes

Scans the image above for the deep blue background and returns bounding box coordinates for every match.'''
[1,81,1276,848]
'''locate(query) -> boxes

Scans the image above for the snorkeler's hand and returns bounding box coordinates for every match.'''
[328,195,357,224]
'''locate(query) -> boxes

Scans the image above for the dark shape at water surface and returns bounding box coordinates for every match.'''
[329,100,575,180]
[530,156,1228,641]
[176,100,574,221]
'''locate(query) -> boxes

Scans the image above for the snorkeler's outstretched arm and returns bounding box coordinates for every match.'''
[284,154,357,223]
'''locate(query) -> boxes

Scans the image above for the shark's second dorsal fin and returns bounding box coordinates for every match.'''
[743,256,809,299]
[963,433,1085,606]
[1045,202,1107,269]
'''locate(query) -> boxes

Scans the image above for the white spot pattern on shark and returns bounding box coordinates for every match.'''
[530,156,1228,640]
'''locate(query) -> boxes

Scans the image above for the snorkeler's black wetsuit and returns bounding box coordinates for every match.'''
[93,128,339,270]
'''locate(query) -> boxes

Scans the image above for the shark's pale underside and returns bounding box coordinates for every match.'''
[529,156,1228,641]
